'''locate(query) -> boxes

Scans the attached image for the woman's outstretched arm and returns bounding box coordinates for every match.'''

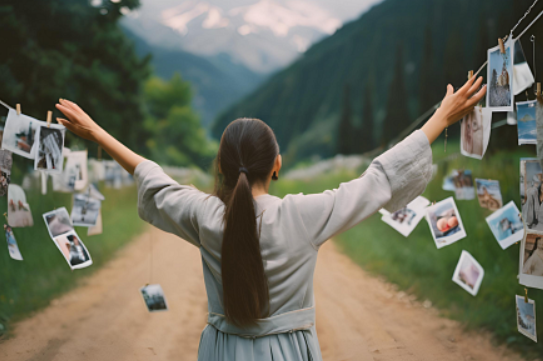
[55,99,145,175]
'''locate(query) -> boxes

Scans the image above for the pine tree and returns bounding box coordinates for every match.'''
[381,45,411,146]
[337,84,353,155]
[354,83,374,153]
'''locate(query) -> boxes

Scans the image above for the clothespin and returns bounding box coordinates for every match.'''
[46,111,52,128]
[537,83,542,102]
[3,212,8,222]
[524,288,529,303]
[97,146,102,161]
[16,104,21,115]
[498,38,506,54]
[468,70,474,80]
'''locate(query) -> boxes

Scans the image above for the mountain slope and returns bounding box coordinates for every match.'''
[123,28,265,126]
[213,0,538,163]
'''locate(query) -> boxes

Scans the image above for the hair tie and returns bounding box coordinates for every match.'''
[239,167,249,175]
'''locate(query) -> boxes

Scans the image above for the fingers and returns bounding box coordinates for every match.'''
[55,104,78,122]
[467,76,483,96]
[446,84,454,97]
[56,118,75,132]
[466,85,487,107]
[458,73,477,93]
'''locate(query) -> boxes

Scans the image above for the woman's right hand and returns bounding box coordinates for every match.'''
[55,99,104,143]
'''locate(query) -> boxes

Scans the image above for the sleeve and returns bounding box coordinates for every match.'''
[291,130,433,248]
[134,160,209,247]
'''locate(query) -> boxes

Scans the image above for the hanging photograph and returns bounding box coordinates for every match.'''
[475,179,503,210]
[487,39,514,112]
[34,124,65,173]
[426,197,467,249]
[7,184,33,228]
[0,150,13,197]
[43,207,74,239]
[87,209,103,236]
[512,40,535,96]
[51,230,92,270]
[519,232,543,290]
[453,170,475,200]
[515,295,537,342]
[65,150,88,191]
[140,284,169,313]
[4,224,23,261]
[520,158,543,231]
[452,250,484,296]
[2,109,41,159]
[485,201,524,250]
[460,106,492,159]
[381,196,430,237]
[517,100,537,145]
[71,192,102,227]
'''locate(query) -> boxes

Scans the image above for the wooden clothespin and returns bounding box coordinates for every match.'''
[16,104,21,115]
[524,288,529,303]
[46,111,52,128]
[468,70,474,80]
[537,83,542,102]
[97,146,102,161]
[498,38,506,54]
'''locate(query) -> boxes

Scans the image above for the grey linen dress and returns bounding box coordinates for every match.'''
[134,130,433,361]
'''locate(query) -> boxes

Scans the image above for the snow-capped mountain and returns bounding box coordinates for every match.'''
[122,0,380,73]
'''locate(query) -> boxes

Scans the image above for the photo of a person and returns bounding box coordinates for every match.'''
[140,284,169,312]
[520,159,543,231]
[426,197,466,248]
[35,125,65,172]
[452,251,484,296]
[43,207,73,238]
[0,150,13,197]
[516,100,537,145]
[522,235,543,277]
[52,230,92,270]
[4,224,23,261]
[515,295,537,342]
[475,179,503,210]
[7,184,34,228]
[485,201,524,249]
[2,109,41,159]
[461,107,491,159]
[487,39,514,111]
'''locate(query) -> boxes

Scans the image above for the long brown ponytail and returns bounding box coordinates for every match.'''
[215,118,279,327]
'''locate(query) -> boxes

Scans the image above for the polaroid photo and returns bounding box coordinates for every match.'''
[442,170,456,191]
[1,109,41,159]
[140,284,169,312]
[381,196,430,237]
[43,207,74,239]
[487,38,514,112]
[517,101,537,145]
[513,40,535,96]
[34,124,65,173]
[426,197,467,249]
[485,201,524,250]
[88,159,106,183]
[104,160,123,189]
[452,250,484,296]
[51,149,76,193]
[52,230,92,270]
[7,184,33,228]
[453,170,475,200]
[475,179,503,210]
[515,295,537,342]
[519,232,543,290]
[0,150,12,197]
[87,209,103,236]
[64,150,88,191]
[460,106,492,159]
[4,224,23,261]
[71,192,101,227]
[520,158,543,231]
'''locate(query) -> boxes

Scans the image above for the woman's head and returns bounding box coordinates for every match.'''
[215,118,280,327]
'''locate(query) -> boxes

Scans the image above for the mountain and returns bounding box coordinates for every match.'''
[121,0,381,73]
[213,0,540,164]
[123,28,265,126]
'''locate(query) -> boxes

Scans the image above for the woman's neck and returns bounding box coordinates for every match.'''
[252,181,269,199]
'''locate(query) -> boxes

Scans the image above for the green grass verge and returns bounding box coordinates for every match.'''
[270,140,543,358]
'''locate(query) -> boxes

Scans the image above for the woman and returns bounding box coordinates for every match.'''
[55,76,485,360]
[523,237,543,276]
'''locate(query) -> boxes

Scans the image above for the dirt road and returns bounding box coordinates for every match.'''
[0,227,526,361]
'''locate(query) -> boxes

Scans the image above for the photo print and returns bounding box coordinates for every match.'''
[485,201,524,250]
[487,38,514,111]
[2,109,41,159]
[104,160,123,189]
[7,184,33,228]
[34,124,65,173]
[475,179,503,210]
[460,106,492,159]
[4,224,22,261]
[87,210,103,236]
[381,196,430,237]
[515,295,537,342]
[520,158,543,231]
[140,284,169,312]
[0,150,12,197]
[43,207,74,239]
[52,230,92,270]
[519,232,543,290]
[426,197,467,249]
[512,40,535,96]
[452,250,484,296]
[71,192,101,227]
[517,100,537,145]
[453,170,475,200]
[65,150,88,191]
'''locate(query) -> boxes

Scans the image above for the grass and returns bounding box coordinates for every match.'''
[0,181,145,336]
[269,139,543,358]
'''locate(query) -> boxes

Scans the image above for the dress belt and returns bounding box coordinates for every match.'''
[207,307,315,338]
